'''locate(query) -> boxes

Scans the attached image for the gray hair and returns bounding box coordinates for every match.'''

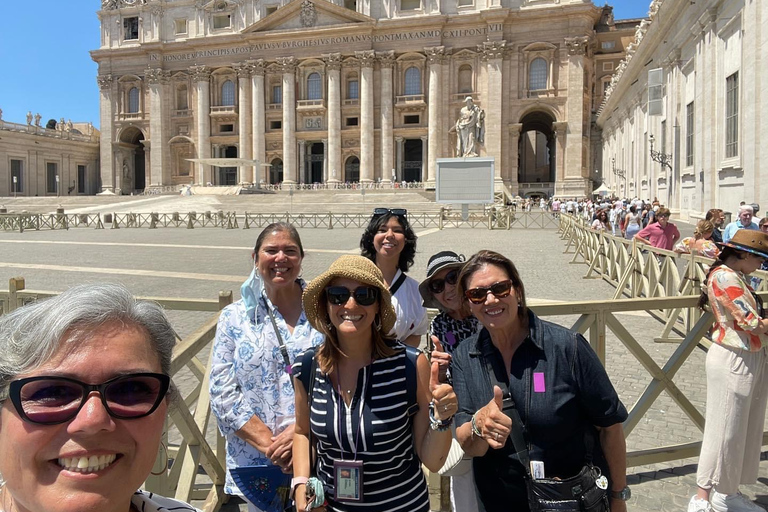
[0,283,177,393]
[739,205,754,214]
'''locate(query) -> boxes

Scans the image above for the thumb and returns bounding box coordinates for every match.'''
[492,385,504,409]
[432,336,444,353]
[430,361,440,392]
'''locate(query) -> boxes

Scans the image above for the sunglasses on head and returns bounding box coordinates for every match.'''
[465,280,514,304]
[6,372,170,425]
[428,269,459,294]
[325,285,380,307]
[373,208,407,218]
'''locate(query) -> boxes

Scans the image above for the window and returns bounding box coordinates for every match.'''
[46,163,58,194]
[601,41,616,50]
[401,0,419,10]
[347,78,359,99]
[176,85,188,110]
[307,72,321,100]
[602,62,614,72]
[123,17,139,40]
[458,65,472,94]
[458,0,473,6]
[346,117,359,127]
[344,0,356,10]
[175,19,187,35]
[77,165,86,194]
[128,87,140,113]
[272,85,282,104]
[529,58,548,91]
[602,80,610,96]
[266,6,278,15]
[220,124,234,132]
[10,159,23,193]
[221,80,235,106]
[404,67,421,95]
[270,120,282,130]
[686,102,694,167]
[725,72,739,158]
[404,115,420,124]
[213,14,231,29]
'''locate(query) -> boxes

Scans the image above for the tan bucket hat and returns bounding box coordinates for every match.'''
[302,255,397,334]
[719,229,768,259]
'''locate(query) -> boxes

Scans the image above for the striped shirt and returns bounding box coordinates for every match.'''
[294,347,430,512]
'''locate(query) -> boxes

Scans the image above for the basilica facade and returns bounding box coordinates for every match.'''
[92,0,636,198]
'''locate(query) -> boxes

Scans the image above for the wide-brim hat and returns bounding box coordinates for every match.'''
[302,255,396,334]
[418,251,466,309]
[717,229,768,259]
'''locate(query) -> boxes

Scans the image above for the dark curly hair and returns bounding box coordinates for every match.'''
[359,212,417,272]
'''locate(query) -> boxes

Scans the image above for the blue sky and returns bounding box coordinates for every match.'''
[0,1,650,129]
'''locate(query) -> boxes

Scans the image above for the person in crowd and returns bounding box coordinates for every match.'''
[688,230,768,512]
[292,255,455,512]
[0,283,199,512]
[610,201,623,236]
[674,220,720,259]
[706,209,726,244]
[420,251,482,512]
[451,250,629,512]
[360,208,428,347]
[622,204,643,240]
[591,209,611,231]
[723,205,759,244]
[634,207,680,250]
[751,217,768,289]
[210,222,324,512]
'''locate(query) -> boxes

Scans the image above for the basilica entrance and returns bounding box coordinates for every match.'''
[403,139,423,183]
[518,111,555,196]
[305,142,324,183]
[270,158,284,184]
[118,126,146,193]
[345,156,360,182]
[217,146,238,185]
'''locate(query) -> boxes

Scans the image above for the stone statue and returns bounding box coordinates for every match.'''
[0,108,3,121]
[59,118,66,131]
[122,159,132,186]
[34,113,42,127]
[455,96,485,157]
[26,111,33,125]
[66,119,74,132]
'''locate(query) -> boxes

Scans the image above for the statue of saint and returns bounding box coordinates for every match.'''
[455,97,485,157]
[34,113,42,127]
[0,108,3,121]
[26,111,33,125]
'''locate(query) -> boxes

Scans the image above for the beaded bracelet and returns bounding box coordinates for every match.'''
[428,401,453,431]
[471,412,484,438]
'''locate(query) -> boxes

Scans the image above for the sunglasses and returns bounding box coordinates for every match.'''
[325,285,380,307]
[373,208,407,218]
[428,269,459,294]
[6,373,170,425]
[465,280,514,304]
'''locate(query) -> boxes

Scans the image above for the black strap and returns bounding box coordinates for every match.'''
[267,308,294,390]
[404,345,421,417]
[389,272,407,295]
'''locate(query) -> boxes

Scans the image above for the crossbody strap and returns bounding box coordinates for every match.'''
[389,271,407,295]
[267,307,294,390]
[404,345,420,417]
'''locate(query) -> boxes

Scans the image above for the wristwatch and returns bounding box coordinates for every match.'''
[610,487,631,501]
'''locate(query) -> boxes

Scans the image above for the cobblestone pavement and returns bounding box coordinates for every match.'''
[0,207,761,512]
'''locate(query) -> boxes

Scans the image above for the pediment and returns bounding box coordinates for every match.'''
[243,0,373,34]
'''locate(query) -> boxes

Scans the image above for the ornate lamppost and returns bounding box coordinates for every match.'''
[648,134,673,171]
[611,157,625,198]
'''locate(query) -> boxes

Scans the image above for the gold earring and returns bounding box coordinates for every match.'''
[150,441,169,476]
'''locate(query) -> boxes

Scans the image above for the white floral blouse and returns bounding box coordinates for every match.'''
[209,277,324,496]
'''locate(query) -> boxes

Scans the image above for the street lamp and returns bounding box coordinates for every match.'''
[649,134,673,171]
[55,175,60,197]
[611,158,625,197]
[12,176,17,198]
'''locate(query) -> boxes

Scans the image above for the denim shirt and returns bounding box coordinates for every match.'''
[451,311,628,512]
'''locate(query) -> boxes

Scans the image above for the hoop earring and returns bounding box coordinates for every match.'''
[150,441,169,476]
[374,314,382,331]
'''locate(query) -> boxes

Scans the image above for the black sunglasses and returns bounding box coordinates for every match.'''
[373,208,407,218]
[6,373,170,425]
[326,285,380,307]
[465,280,514,304]
[428,269,459,294]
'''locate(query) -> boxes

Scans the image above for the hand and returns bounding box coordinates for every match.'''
[430,360,458,421]
[265,423,294,472]
[474,386,512,450]
[430,336,451,383]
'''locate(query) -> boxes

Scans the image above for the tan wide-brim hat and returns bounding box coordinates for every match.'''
[718,229,768,259]
[302,255,397,334]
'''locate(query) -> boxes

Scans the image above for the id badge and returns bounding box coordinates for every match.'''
[334,460,363,502]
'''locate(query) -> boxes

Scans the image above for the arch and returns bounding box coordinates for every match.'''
[117,126,146,193]
[518,103,561,124]
[270,158,284,184]
[307,72,321,100]
[221,80,235,106]
[168,135,195,144]
[344,156,360,182]
[117,125,147,144]
[128,87,140,113]
[118,74,142,83]
[458,64,473,94]
[522,42,557,52]
[518,110,556,186]
[404,67,421,95]
[529,58,548,91]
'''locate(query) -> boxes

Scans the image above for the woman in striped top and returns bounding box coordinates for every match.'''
[292,255,456,512]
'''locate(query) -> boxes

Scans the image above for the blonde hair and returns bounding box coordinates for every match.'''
[693,220,714,240]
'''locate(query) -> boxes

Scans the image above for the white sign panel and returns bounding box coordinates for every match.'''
[435,157,495,203]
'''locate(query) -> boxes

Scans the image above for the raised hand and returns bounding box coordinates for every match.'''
[473,385,512,450]
[430,360,458,421]
[430,335,451,383]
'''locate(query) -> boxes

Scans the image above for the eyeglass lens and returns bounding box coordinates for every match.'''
[465,280,514,304]
[11,373,169,425]
[373,208,407,217]
[326,286,379,306]
[428,269,459,294]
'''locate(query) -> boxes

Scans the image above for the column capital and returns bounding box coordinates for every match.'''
[395,136,404,143]
[355,50,376,68]
[323,53,343,71]
[97,74,114,89]
[322,138,328,144]
[189,65,211,82]
[479,41,506,61]
[298,139,307,147]
[420,135,428,142]
[662,48,682,69]
[564,36,591,56]
[248,59,266,77]
[509,123,523,136]
[424,46,446,65]
[145,68,171,85]
[376,50,396,68]
[277,56,297,74]
[234,62,253,79]
[552,121,568,136]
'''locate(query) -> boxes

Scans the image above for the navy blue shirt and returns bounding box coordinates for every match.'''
[452,311,628,512]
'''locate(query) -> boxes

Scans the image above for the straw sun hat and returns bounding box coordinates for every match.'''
[302,255,397,334]
[718,229,768,259]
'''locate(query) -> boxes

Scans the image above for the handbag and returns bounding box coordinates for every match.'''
[230,465,291,512]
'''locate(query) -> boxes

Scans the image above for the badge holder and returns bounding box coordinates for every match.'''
[334,460,364,502]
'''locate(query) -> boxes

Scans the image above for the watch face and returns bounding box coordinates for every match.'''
[612,487,631,500]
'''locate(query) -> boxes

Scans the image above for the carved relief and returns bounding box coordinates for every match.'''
[300,0,317,28]
[564,36,590,56]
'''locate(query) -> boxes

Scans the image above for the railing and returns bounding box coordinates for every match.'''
[259,181,426,191]
[173,109,192,117]
[450,92,478,102]
[267,103,282,110]
[119,112,144,120]
[297,99,325,108]
[0,121,99,142]
[343,98,360,106]
[395,94,426,105]
[210,106,237,114]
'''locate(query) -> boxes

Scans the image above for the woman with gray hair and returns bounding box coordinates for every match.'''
[0,283,199,512]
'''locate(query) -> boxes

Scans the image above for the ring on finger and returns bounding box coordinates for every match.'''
[495,432,499,440]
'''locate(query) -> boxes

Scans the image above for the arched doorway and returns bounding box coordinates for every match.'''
[345,156,360,182]
[403,139,423,182]
[270,158,283,184]
[118,126,146,193]
[518,111,555,194]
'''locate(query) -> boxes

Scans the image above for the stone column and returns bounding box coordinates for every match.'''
[251,60,266,184]
[420,135,428,182]
[395,136,404,182]
[146,68,170,188]
[191,65,211,185]
[235,62,253,184]
[322,139,328,182]
[480,41,506,186]
[378,51,395,184]
[562,36,591,195]
[509,123,522,196]
[425,46,445,187]
[357,50,376,183]
[278,57,297,184]
[324,53,342,184]
[553,121,568,189]
[97,74,115,192]
[298,140,306,184]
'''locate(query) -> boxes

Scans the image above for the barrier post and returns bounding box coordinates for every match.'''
[8,277,25,312]
[328,212,333,230]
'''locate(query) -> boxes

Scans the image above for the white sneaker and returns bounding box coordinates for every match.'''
[689,496,714,512]
[711,491,765,512]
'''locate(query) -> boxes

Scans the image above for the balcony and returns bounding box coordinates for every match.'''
[173,109,192,118]
[343,98,360,106]
[118,112,144,121]
[395,94,426,112]
[267,103,283,111]
[210,105,238,115]
[451,92,478,102]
